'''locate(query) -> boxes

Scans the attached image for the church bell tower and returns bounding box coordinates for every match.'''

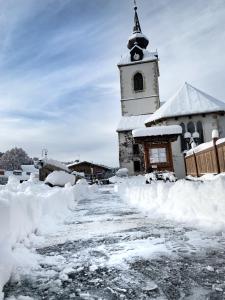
[117,2,160,116]
[117,2,161,175]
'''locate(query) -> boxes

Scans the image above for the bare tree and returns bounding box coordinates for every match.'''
[0,147,33,171]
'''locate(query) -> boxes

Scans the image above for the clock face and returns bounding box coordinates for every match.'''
[133,53,140,61]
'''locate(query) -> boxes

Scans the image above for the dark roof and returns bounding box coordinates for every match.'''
[67,161,111,171]
[127,4,149,50]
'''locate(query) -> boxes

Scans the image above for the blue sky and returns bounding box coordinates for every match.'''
[0,0,225,166]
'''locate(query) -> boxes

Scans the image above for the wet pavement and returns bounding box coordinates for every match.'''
[4,186,225,299]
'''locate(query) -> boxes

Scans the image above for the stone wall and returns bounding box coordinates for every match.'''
[118,131,145,175]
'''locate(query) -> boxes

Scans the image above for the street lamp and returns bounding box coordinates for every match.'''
[192,131,200,144]
[184,131,200,150]
[184,132,191,149]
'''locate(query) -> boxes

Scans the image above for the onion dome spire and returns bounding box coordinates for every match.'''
[127,0,149,50]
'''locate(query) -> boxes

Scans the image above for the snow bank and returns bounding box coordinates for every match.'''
[0,177,97,299]
[45,171,75,186]
[116,174,225,230]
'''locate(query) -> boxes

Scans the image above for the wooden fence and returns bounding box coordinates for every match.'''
[185,138,225,177]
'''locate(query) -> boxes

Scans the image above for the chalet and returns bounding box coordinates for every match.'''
[67,161,112,180]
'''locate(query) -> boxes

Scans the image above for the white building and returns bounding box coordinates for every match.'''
[117,4,225,178]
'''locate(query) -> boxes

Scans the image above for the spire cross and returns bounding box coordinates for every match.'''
[133,0,141,33]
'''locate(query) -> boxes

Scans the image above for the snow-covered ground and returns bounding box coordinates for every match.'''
[2,176,225,299]
[0,176,95,300]
[0,177,225,300]
[116,173,225,230]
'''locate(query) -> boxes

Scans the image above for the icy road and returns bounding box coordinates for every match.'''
[4,185,225,300]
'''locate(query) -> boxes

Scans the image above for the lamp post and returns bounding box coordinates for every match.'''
[184,131,200,150]
[184,132,191,150]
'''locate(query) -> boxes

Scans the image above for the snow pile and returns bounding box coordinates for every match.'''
[45,171,75,187]
[0,177,97,299]
[145,172,177,183]
[109,168,129,184]
[71,170,85,178]
[116,168,128,177]
[116,174,225,230]
[111,175,146,185]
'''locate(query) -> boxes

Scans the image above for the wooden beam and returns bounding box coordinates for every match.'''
[143,144,150,172]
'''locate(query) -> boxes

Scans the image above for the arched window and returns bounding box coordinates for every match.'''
[180,122,186,152]
[197,121,204,144]
[187,121,195,134]
[133,72,143,91]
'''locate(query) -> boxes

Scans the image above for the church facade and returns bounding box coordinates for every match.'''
[117,4,225,178]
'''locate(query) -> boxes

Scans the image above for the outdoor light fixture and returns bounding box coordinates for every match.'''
[184,131,191,145]
[192,131,200,144]
[184,131,200,150]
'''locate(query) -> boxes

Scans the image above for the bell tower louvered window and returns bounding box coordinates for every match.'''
[133,72,143,91]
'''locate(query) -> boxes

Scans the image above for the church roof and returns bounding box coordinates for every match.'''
[145,82,225,125]
[118,49,158,66]
[117,114,152,132]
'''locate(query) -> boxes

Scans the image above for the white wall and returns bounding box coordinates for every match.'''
[118,131,134,175]
[218,115,225,137]
[119,60,160,116]
[121,97,159,116]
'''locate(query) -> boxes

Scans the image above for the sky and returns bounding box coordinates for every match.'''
[0,0,225,166]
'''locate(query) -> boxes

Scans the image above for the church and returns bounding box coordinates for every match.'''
[116,3,225,178]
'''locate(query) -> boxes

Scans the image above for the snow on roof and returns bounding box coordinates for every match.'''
[128,32,149,41]
[132,125,182,138]
[145,82,225,125]
[68,161,112,170]
[21,165,37,173]
[118,50,158,66]
[117,114,152,132]
[41,158,70,172]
